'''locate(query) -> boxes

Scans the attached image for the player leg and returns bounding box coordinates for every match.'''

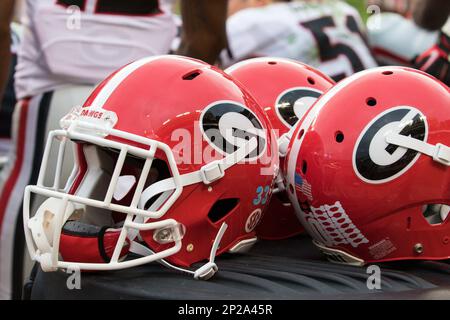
[0,85,95,299]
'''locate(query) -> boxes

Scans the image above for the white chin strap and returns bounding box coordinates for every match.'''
[273,126,298,194]
[272,171,285,194]
[278,133,291,158]
[278,125,298,158]
[128,137,257,280]
[386,133,450,166]
[129,223,228,280]
[138,137,258,209]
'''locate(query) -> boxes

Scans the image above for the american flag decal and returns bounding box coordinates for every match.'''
[295,173,313,201]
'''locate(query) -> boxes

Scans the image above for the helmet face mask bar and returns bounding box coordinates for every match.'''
[24,111,187,272]
[24,55,278,279]
[24,108,257,277]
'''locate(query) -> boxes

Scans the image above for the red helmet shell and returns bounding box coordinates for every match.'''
[285,66,450,264]
[227,57,334,239]
[71,56,278,267]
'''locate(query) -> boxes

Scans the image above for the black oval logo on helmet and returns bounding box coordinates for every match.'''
[276,87,323,128]
[200,101,267,159]
[353,107,427,184]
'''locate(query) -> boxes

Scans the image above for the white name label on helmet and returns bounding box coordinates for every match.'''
[78,107,118,129]
[60,106,119,136]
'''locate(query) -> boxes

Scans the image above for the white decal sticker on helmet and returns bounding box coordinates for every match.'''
[368,238,397,260]
[245,209,262,233]
[302,201,368,248]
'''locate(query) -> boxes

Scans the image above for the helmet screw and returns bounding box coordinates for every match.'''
[443,237,450,245]
[208,186,212,192]
[414,243,424,254]
[187,244,194,252]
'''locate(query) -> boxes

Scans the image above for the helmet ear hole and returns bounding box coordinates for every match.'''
[302,160,308,174]
[182,70,201,80]
[335,131,344,143]
[422,204,450,225]
[297,129,305,140]
[207,198,240,223]
[366,97,377,106]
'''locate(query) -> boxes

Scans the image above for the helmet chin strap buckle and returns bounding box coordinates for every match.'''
[278,124,299,158]
[200,161,225,185]
[278,133,291,158]
[128,222,228,280]
[39,253,58,272]
[272,170,286,194]
[194,222,228,280]
[193,262,218,280]
[433,143,450,166]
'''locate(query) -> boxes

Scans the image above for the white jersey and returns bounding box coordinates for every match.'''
[444,20,450,36]
[10,23,23,55]
[367,13,439,66]
[15,0,177,99]
[222,1,377,81]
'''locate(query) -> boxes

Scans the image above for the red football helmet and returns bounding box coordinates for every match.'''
[285,66,450,265]
[226,57,334,240]
[23,55,278,279]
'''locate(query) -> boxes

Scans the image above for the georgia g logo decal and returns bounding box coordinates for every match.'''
[353,106,428,184]
[276,87,323,127]
[200,101,267,160]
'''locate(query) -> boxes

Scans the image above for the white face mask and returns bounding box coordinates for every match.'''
[24,114,188,271]
[24,111,255,279]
